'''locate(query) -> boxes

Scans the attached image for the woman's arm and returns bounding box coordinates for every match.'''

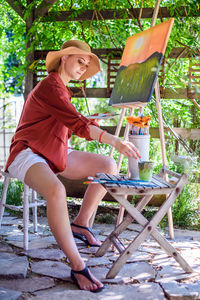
[88,125,141,159]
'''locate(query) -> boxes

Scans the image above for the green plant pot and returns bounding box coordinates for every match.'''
[138,161,154,181]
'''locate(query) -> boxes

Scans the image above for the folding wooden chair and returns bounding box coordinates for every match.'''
[0,171,46,250]
[95,167,193,278]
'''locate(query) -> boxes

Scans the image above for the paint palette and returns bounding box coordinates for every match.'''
[87,112,119,119]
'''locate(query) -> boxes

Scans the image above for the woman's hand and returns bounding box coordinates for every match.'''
[88,125,141,159]
[114,138,141,159]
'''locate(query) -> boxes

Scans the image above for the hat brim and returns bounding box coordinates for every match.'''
[46,47,101,80]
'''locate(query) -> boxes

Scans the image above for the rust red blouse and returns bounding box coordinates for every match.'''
[5,72,99,173]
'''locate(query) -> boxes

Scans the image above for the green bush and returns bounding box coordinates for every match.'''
[0,179,23,209]
[171,183,199,229]
[155,183,200,230]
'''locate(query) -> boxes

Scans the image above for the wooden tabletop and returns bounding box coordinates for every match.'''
[96,173,176,195]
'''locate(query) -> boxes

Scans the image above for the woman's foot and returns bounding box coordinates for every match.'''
[71,223,102,247]
[71,266,104,292]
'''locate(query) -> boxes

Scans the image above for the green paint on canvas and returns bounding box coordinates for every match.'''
[110,52,163,105]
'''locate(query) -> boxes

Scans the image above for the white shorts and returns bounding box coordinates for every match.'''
[7,147,74,183]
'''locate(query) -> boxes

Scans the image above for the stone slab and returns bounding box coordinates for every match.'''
[161,280,200,299]
[24,248,66,261]
[156,265,199,282]
[31,282,165,300]
[40,236,57,244]
[88,266,109,281]
[99,283,165,300]
[109,251,152,263]
[0,287,22,300]
[31,290,99,299]
[0,241,13,253]
[102,262,155,284]
[141,241,162,248]
[95,226,115,237]
[35,216,49,226]
[93,224,115,233]
[171,229,200,239]
[170,240,200,250]
[95,235,107,242]
[28,224,51,236]
[180,249,200,268]
[0,252,17,259]
[0,225,21,236]
[33,282,77,296]
[6,237,53,250]
[5,232,38,242]
[127,223,143,232]
[139,246,165,255]
[192,237,200,241]
[3,212,10,216]
[0,277,55,292]
[0,253,29,279]
[79,246,114,256]
[79,247,100,255]
[119,230,139,240]
[86,256,111,267]
[1,216,21,225]
[31,260,71,280]
[151,254,175,266]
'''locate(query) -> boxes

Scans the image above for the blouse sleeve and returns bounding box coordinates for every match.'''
[34,75,99,141]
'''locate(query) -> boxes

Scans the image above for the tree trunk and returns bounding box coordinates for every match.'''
[23,4,34,100]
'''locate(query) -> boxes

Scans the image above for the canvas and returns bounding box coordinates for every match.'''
[109,19,174,106]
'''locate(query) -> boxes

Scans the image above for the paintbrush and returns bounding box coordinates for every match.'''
[84,177,157,187]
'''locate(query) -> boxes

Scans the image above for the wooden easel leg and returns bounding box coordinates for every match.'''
[89,108,127,227]
[155,80,174,239]
[110,108,126,158]
[151,0,175,239]
[89,107,134,228]
[116,107,135,227]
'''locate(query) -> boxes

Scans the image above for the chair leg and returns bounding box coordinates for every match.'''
[23,184,29,251]
[0,175,10,228]
[32,190,38,233]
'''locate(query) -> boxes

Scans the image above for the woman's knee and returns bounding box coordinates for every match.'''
[100,156,118,174]
[46,181,66,201]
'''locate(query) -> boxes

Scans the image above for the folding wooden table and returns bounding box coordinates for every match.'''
[95,167,193,278]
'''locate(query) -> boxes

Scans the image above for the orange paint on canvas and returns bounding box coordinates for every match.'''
[120,19,174,67]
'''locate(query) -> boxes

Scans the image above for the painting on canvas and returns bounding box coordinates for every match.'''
[109,19,174,106]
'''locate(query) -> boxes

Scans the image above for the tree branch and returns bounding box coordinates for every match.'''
[126,0,143,31]
[35,0,58,18]
[5,0,25,19]
[191,98,200,111]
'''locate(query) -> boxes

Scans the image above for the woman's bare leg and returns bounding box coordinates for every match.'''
[59,151,118,245]
[24,162,103,291]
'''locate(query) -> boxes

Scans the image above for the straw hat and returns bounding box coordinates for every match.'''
[46,40,101,80]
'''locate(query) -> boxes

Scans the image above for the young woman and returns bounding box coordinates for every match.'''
[5,40,141,292]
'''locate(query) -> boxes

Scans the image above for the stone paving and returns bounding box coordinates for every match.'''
[0,213,200,299]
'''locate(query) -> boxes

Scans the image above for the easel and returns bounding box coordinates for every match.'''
[108,0,174,239]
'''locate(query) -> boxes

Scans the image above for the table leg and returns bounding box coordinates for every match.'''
[106,175,192,277]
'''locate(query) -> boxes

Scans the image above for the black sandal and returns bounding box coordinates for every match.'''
[71,223,101,247]
[71,266,104,293]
